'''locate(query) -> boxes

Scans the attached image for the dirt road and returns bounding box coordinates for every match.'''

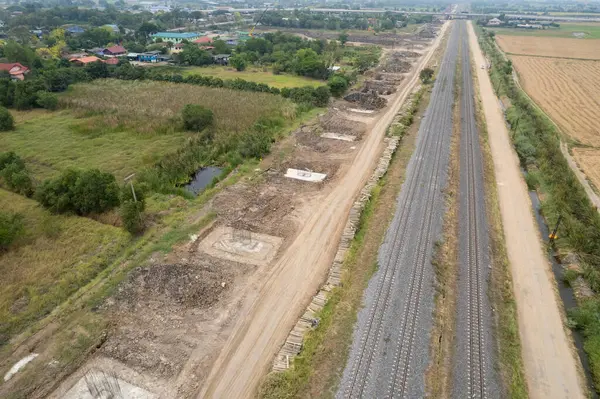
[198,22,449,399]
[467,22,585,398]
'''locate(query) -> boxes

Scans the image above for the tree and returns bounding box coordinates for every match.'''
[313,85,331,107]
[181,104,214,132]
[36,91,59,110]
[180,45,213,66]
[328,75,349,97]
[229,54,247,71]
[338,31,348,45]
[35,169,120,215]
[419,67,434,83]
[0,107,14,131]
[85,60,109,79]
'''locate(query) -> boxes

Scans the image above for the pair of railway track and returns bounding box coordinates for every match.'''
[337,21,497,398]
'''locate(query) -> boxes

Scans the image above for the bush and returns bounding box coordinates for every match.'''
[420,67,434,83]
[0,152,33,196]
[36,91,59,110]
[229,54,247,71]
[36,169,120,215]
[121,200,145,234]
[328,75,349,97]
[313,86,331,107]
[0,211,24,250]
[181,104,214,132]
[0,106,14,131]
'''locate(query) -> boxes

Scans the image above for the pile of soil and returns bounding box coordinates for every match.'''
[362,80,396,95]
[114,262,231,310]
[344,91,388,110]
[294,124,329,152]
[374,72,405,84]
[382,59,412,73]
[320,111,367,136]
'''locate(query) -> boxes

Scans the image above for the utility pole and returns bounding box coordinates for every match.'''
[124,173,137,202]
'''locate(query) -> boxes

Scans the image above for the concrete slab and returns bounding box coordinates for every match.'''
[321,132,356,142]
[348,108,375,114]
[63,369,156,399]
[199,226,283,266]
[284,168,327,182]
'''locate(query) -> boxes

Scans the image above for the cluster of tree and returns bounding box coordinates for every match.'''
[0,152,33,197]
[258,10,402,31]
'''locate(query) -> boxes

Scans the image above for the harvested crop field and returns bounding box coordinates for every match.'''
[496,35,600,59]
[511,55,600,146]
[62,79,296,133]
[573,148,600,191]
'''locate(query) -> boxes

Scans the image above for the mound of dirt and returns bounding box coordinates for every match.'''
[344,91,388,110]
[294,124,329,152]
[362,80,397,95]
[114,262,231,310]
[320,111,367,137]
[382,59,412,73]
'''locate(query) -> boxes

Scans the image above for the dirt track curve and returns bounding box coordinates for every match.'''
[198,22,450,399]
[467,21,585,399]
[336,22,458,398]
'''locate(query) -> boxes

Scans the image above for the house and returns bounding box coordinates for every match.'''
[66,25,85,34]
[88,47,105,56]
[103,45,127,56]
[138,51,161,63]
[172,42,186,53]
[213,54,230,65]
[150,32,201,43]
[70,56,102,65]
[193,36,213,45]
[487,18,502,26]
[104,57,119,65]
[0,63,29,80]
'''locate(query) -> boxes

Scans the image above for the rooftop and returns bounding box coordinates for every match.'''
[151,32,200,39]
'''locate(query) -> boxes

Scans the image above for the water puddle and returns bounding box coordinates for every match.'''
[183,167,222,196]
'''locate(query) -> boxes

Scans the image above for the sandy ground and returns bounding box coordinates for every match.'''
[198,22,450,399]
[468,22,586,399]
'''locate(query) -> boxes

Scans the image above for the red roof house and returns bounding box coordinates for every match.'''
[193,36,213,44]
[0,63,30,81]
[103,45,127,56]
[104,57,119,65]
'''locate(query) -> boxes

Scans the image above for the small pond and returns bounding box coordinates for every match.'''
[183,167,223,196]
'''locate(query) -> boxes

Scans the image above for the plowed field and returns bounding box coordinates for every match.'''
[511,55,600,146]
[573,148,600,191]
[496,35,600,59]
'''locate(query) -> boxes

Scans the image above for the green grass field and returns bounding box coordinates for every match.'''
[0,188,129,345]
[0,110,190,181]
[489,23,600,39]
[156,65,324,88]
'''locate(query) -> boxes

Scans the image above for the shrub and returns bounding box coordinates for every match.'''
[0,152,33,196]
[328,75,349,97]
[313,85,331,107]
[36,168,120,215]
[420,67,434,83]
[0,211,24,250]
[0,106,14,131]
[181,104,214,132]
[121,200,145,234]
[36,91,59,110]
[230,54,247,71]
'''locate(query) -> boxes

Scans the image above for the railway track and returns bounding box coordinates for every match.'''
[452,21,498,399]
[337,22,460,399]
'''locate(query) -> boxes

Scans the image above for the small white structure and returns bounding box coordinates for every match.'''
[285,169,327,182]
[4,354,38,381]
[321,132,356,142]
[487,18,502,26]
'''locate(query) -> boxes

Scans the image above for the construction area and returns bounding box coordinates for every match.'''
[44,23,445,399]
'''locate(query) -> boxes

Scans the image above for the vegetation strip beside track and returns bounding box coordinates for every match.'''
[477,25,600,393]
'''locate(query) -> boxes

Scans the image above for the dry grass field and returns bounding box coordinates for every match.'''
[573,148,600,191]
[61,79,296,133]
[496,35,600,59]
[511,55,600,146]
